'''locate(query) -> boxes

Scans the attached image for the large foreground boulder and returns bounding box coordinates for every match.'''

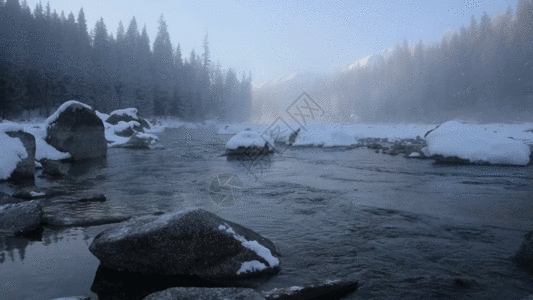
[89,208,280,280]
[143,287,266,300]
[45,100,107,160]
[5,130,36,179]
[513,230,533,271]
[0,200,42,234]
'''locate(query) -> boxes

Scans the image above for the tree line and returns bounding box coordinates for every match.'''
[322,0,533,123]
[0,0,252,122]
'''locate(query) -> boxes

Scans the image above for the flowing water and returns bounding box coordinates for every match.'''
[1,126,533,300]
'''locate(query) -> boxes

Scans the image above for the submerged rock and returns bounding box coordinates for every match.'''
[41,159,66,177]
[513,230,533,271]
[77,194,106,203]
[261,279,358,300]
[0,192,22,205]
[5,130,36,180]
[11,187,63,200]
[0,200,42,234]
[143,287,266,300]
[89,208,280,280]
[42,213,131,227]
[45,100,107,160]
[117,132,159,150]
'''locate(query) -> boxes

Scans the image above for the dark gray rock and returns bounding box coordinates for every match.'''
[46,103,107,160]
[0,200,42,234]
[261,279,358,300]
[143,287,265,300]
[513,230,533,271]
[6,130,36,180]
[0,192,22,205]
[41,159,66,177]
[89,208,280,280]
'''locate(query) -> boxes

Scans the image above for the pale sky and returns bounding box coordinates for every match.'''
[26,0,518,85]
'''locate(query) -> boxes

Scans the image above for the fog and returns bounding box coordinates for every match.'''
[253,2,533,124]
[0,0,532,124]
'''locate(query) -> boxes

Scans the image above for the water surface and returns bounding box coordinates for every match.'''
[1,127,532,299]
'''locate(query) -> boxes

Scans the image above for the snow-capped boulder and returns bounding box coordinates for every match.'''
[513,230,533,271]
[424,120,531,166]
[106,108,150,132]
[143,287,266,300]
[45,100,107,160]
[89,208,280,280]
[0,200,42,235]
[225,130,274,156]
[3,130,36,180]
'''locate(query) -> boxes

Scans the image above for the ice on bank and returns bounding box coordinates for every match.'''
[424,120,531,166]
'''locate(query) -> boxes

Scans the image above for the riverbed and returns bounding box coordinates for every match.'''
[1,126,533,300]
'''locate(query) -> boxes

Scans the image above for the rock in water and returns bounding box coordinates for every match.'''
[119,132,157,149]
[5,130,36,180]
[143,287,266,300]
[513,230,533,271]
[45,100,107,160]
[89,208,280,280]
[0,192,22,205]
[0,200,42,234]
[261,279,358,300]
[41,159,65,177]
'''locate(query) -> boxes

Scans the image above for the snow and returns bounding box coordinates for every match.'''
[95,110,110,122]
[289,286,304,291]
[115,121,141,132]
[237,260,267,275]
[225,130,274,151]
[425,120,531,166]
[219,223,280,272]
[0,123,28,180]
[22,124,71,160]
[109,108,139,120]
[408,152,421,158]
[45,100,93,127]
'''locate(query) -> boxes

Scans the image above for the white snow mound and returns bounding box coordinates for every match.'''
[425,120,531,166]
[109,108,139,120]
[225,130,274,151]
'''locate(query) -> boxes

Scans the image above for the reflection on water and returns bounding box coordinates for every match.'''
[1,127,533,299]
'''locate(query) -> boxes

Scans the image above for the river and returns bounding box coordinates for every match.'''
[1,126,533,300]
